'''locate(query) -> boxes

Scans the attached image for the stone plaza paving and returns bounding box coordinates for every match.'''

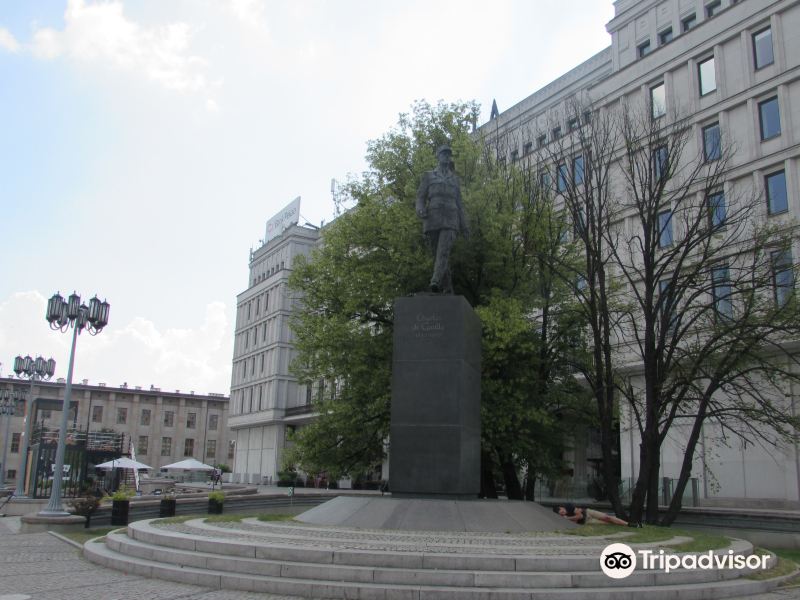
[2,514,800,600]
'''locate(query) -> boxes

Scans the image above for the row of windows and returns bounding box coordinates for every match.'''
[238,317,282,353]
[656,248,793,335]
[91,405,218,430]
[649,25,775,118]
[638,1,760,63]
[654,170,787,250]
[142,436,233,459]
[251,261,286,287]
[243,290,271,322]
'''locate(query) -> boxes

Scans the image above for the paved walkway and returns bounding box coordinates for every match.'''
[2,514,800,600]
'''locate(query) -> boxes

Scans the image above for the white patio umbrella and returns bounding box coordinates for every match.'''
[160,458,215,471]
[95,457,153,470]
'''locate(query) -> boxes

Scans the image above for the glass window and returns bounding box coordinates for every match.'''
[753,28,774,69]
[7,470,15,480]
[551,126,562,140]
[638,40,651,58]
[759,97,781,140]
[658,211,673,248]
[653,145,669,181]
[161,437,172,456]
[712,266,733,319]
[707,191,726,228]
[766,171,788,215]
[705,1,721,18]
[209,414,218,430]
[557,164,569,192]
[703,123,721,162]
[10,433,20,453]
[698,57,716,95]
[116,407,127,425]
[772,250,794,307]
[537,134,547,148]
[573,155,585,185]
[206,440,216,459]
[137,436,148,455]
[540,171,552,190]
[682,14,697,32]
[184,438,194,457]
[651,83,666,119]
[659,28,673,45]
[228,440,236,459]
[187,412,196,429]
[164,410,174,427]
[523,142,532,155]
[140,408,151,426]
[567,117,579,132]
[91,405,103,423]
[659,279,677,333]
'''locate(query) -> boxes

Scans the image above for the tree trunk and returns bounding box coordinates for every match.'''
[499,452,524,500]
[524,469,536,501]
[480,450,498,499]
[661,402,708,526]
[627,438,651,525]
[646,448,660,524]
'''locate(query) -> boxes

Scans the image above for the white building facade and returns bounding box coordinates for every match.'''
[482,0,800,505]
[228,223,320,484]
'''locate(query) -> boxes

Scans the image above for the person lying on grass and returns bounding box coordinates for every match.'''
[553,503,629,526]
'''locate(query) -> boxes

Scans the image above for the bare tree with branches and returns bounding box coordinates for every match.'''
[516,96,800,524]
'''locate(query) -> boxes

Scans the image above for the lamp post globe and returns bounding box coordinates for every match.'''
[39,291,108,516]
[11,353,56,497]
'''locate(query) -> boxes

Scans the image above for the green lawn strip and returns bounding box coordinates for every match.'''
[206,514,248,523]
[256,513,295,522]
[60,527,121,545]
[152,514,198,525]
[743,547,797,582]
[564,524,730,550]
[564,524,677,544]
[667,531,729,552]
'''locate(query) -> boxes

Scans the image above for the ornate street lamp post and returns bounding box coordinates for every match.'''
[12,355,56,497]
[39,292,109,516]
[0,389,23,487]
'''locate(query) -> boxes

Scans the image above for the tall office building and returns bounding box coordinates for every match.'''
[482,0,800,504]
[228,218,320,484]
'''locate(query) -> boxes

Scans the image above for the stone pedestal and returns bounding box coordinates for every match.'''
[390,295,480,497]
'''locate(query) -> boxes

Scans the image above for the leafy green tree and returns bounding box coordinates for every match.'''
[287,101,591,494]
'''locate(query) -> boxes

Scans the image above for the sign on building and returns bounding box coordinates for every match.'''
[265,197,301,244]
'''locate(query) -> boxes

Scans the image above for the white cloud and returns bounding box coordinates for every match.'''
[225,0,267,29]
[0,27,20,53]
[30,0,211,93]
[0,292,232,395]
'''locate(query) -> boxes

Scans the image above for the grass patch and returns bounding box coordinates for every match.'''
[205,514,247,523]
[60,527,119,545]
[668,530,729,552]
[151,515,198,525]
[564,523,730,551]
[744,552,796,582]
[565,523,676,544]
[257,513,295,522]
[772,548,800,565]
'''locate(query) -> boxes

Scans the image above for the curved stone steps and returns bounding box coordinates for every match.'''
[83,518,793,599]
[103,530,749,589]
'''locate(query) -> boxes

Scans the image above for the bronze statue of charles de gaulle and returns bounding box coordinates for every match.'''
[415,144,469,294]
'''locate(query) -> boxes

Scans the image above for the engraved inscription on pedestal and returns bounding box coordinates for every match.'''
[390,295,481,497]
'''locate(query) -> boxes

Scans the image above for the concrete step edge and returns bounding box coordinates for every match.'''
[104,531,769,588]
[83,539,791,600]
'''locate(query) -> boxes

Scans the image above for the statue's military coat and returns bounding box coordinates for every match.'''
[416,168,467,234]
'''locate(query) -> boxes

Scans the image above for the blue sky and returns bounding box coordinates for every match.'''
[0,0,614,394]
